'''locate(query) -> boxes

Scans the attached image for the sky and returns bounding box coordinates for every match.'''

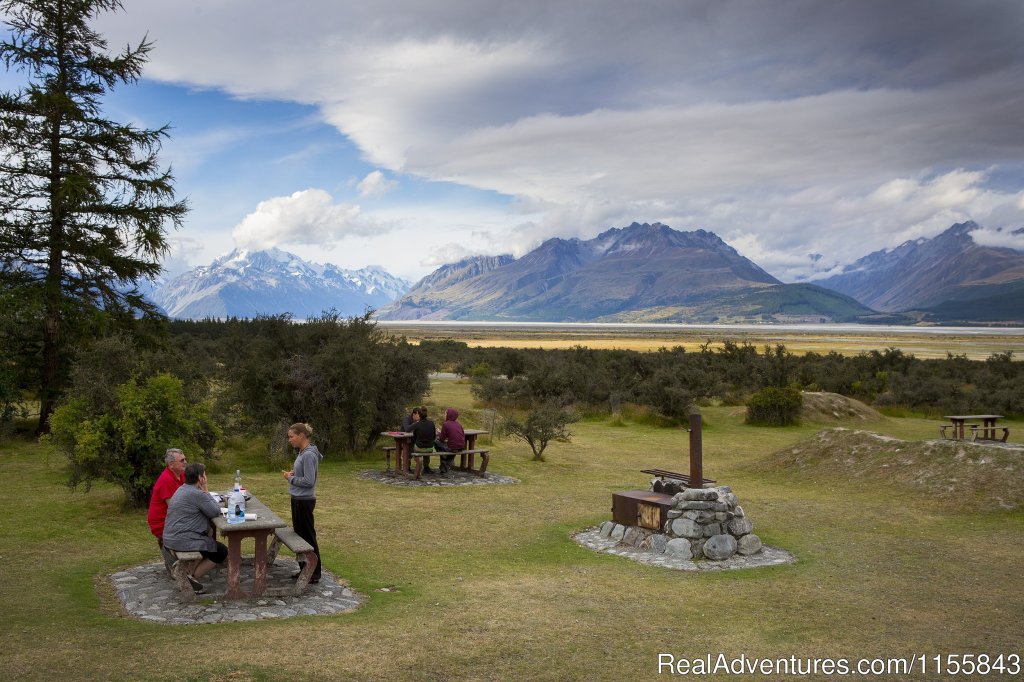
[7,0,1024,283]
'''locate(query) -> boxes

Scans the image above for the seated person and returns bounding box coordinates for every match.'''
[400,408,417,432]
[162,463,228,594]
[410,406,438,474]
[435,407,466,474]
[148,447,187,573]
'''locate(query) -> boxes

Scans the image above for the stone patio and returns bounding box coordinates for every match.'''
[110,557,365,624]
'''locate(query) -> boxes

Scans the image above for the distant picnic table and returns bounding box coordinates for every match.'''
[941,415,1008,442]
[380,429,490,479]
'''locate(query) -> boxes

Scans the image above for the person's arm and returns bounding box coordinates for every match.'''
[199,489,222,519]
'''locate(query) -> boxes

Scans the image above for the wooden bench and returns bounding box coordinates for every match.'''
[452,448,490,476]
[382,445,396,472]
[267,527,319,594]
[939,424,955,440]
[402,448,491,479]
[168,549,204,600]
[970,425,1010,443]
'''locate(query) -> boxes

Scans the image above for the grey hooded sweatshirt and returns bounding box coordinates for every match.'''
[288,444,324,500]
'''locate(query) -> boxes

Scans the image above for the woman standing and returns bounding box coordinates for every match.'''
[281,422,323,583]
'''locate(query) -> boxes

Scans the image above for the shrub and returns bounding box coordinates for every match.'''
[49,372,220,508]
[502,402,579,461]
[745,385,803,426]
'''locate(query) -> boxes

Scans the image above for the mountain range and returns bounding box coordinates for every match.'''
[379,223,885,323]
[151,248,410,320]
[813,221,1024,324]
[147,220,1024,325]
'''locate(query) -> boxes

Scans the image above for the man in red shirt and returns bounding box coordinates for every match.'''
[148,448,187,572]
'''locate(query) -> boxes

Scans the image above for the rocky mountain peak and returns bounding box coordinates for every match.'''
[151,248,410,319]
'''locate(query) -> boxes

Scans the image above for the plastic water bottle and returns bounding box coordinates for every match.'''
[227,469,246,524]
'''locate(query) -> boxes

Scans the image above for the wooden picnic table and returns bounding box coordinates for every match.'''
[942,414,1004,441]
[380,428,490,480]
[211,491,287,599]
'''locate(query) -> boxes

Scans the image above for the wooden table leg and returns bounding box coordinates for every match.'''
[252,530,271,597]
[225,534,244,599]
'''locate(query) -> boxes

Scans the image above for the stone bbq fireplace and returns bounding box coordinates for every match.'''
[600,413,763,561]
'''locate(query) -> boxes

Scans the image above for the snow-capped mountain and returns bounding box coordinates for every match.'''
[151,248,411,320]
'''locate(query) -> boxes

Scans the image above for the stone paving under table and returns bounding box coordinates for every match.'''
[111,557,365,624]
[573,528,796,571]
[358,468,519,487]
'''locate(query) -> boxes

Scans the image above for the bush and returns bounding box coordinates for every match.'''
[218,311,430,454]
[502,401,579,461]
[49,372,220,507]
[745,385,803,426]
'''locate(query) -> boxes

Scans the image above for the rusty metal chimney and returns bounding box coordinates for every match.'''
[688,411,703,488]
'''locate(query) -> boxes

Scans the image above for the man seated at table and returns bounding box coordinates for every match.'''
[434,407,466,475]
[147,448,187,574]
[163,463,228,594]
[400,407,417,432]
[410,406,438,474]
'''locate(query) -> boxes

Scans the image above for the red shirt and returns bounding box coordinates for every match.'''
[147,467,185,539]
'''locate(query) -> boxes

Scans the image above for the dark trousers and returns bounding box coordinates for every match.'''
[291,497,322,579]
[434,441,456,468]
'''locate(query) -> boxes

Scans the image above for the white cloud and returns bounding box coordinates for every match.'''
[93,1,1024,280]
[231,189,383,250]
[357,170,397,198]
[970,226,1024,251]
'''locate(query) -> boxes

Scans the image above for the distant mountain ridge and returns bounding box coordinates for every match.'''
[380,222,882,323]
[814,221,1024,322]
[152,248,410,320]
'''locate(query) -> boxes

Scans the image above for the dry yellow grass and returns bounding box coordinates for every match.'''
[382,323,1024,360]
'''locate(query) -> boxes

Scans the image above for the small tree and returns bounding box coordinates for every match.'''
[502,402,578,461]
[48,372,219,507]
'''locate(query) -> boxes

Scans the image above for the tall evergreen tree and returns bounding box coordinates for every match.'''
[0,0,187,433]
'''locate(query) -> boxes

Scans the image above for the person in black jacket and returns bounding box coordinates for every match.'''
[410,406,438,474]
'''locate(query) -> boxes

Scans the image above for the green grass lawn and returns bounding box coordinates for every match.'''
[1,380,1022,681]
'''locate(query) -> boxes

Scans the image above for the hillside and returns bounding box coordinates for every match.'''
[815,221,1024,319]
[760,428,1024,510]
[378,222,878,322]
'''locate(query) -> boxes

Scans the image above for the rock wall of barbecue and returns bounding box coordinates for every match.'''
[598,485,761,561]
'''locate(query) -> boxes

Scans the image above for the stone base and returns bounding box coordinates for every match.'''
[358,469,519,487]
[110,558,364,624]
[573,528,795,571]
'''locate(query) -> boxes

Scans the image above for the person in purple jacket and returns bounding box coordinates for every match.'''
[434,407,466,475]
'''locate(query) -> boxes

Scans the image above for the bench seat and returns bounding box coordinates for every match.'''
[168,549,204,600]
[970,425,1010,443]
[267,527,319,594]
[402,448,491,479]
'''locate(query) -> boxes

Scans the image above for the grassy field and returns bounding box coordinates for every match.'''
[379,322,1024,360]
[2,378,1022,681]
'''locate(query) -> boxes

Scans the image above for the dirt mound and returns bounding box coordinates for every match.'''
[764,427,1024,510]
[800,392,882,423]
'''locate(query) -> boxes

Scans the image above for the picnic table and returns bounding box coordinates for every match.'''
[941,415,1008,442]
[381,428,490,480]
[210,491,287,599]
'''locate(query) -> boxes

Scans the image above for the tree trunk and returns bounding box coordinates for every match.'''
[37,107,66,435]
